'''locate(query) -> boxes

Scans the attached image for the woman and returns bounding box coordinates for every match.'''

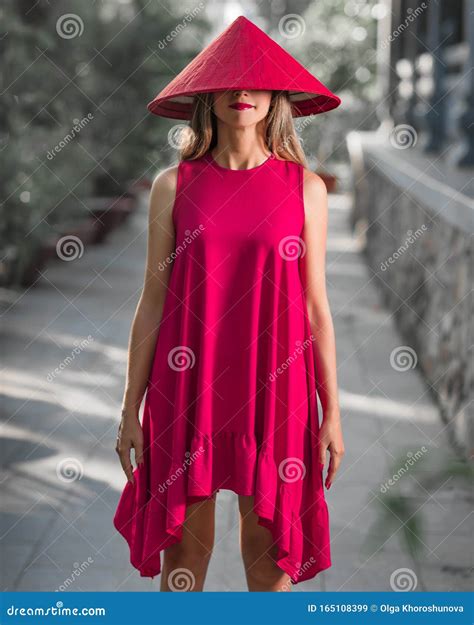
[114,16,344,592]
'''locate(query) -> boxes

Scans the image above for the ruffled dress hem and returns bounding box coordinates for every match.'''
[113,431,331,585]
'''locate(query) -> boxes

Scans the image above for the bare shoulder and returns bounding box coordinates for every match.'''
[302,168,327,196]
[302,168,328,217]
[149,165,179,217]
[151,165,179,198]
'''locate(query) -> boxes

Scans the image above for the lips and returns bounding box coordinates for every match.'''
[229,102,255,110]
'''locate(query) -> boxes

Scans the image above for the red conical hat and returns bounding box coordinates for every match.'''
[148,16,341,119]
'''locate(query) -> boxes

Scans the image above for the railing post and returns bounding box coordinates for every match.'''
[424,0,447,153]
[457,0,474,167]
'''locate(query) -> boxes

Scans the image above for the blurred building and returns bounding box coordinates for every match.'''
[348,0,473,455]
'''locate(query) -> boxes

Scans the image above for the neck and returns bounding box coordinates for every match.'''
[212,124,270,169]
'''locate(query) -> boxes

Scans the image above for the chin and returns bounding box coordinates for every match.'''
[220,111,266,128]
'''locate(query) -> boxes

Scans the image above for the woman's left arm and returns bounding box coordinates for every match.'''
[300,168,345,489]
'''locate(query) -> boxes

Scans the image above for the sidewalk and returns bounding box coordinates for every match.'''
[1,193,471,592]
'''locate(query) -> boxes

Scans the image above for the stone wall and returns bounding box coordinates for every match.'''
[347,131,474,457]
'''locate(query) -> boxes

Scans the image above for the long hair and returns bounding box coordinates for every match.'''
[179,91,308,167]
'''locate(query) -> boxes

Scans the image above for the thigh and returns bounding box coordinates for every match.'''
[161,494,217,591]
[179,493,217,548]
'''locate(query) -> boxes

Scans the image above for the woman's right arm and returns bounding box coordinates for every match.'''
[115,166,178,484]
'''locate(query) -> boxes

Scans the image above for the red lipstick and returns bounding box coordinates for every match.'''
[229,102,255,110]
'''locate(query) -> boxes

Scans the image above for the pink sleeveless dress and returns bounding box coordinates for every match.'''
[114,151,331,584]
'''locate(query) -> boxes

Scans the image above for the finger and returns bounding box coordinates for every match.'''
[326,452,342,489]
[318,444,327,467]
[134,438,144,465]
[324,455,334,489]
[118,447,134,484]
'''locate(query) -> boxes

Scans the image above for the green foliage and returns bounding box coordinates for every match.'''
[365,447,473,560]
[286,0,380,168]
[0,0,209,285]
[297,0,379,99]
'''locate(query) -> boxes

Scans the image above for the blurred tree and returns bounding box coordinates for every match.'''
[298,0,379,100]
[0,0,209,285]
[275,0,380,171]
[1,0,94,285]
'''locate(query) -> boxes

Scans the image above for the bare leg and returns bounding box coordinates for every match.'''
[160,494,216,591]
[238,495,292,592]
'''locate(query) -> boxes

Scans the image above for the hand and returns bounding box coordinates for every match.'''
[115,410,144,484]
[318,413,344,490]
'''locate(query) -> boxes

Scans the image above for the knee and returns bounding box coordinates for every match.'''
[165,536,213,570]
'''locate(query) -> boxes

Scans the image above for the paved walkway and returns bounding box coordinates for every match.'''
[1,193,471,592]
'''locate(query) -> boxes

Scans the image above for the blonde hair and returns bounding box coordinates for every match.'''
[179,91,308,167]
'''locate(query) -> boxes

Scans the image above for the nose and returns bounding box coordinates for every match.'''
[232,89,248,96]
